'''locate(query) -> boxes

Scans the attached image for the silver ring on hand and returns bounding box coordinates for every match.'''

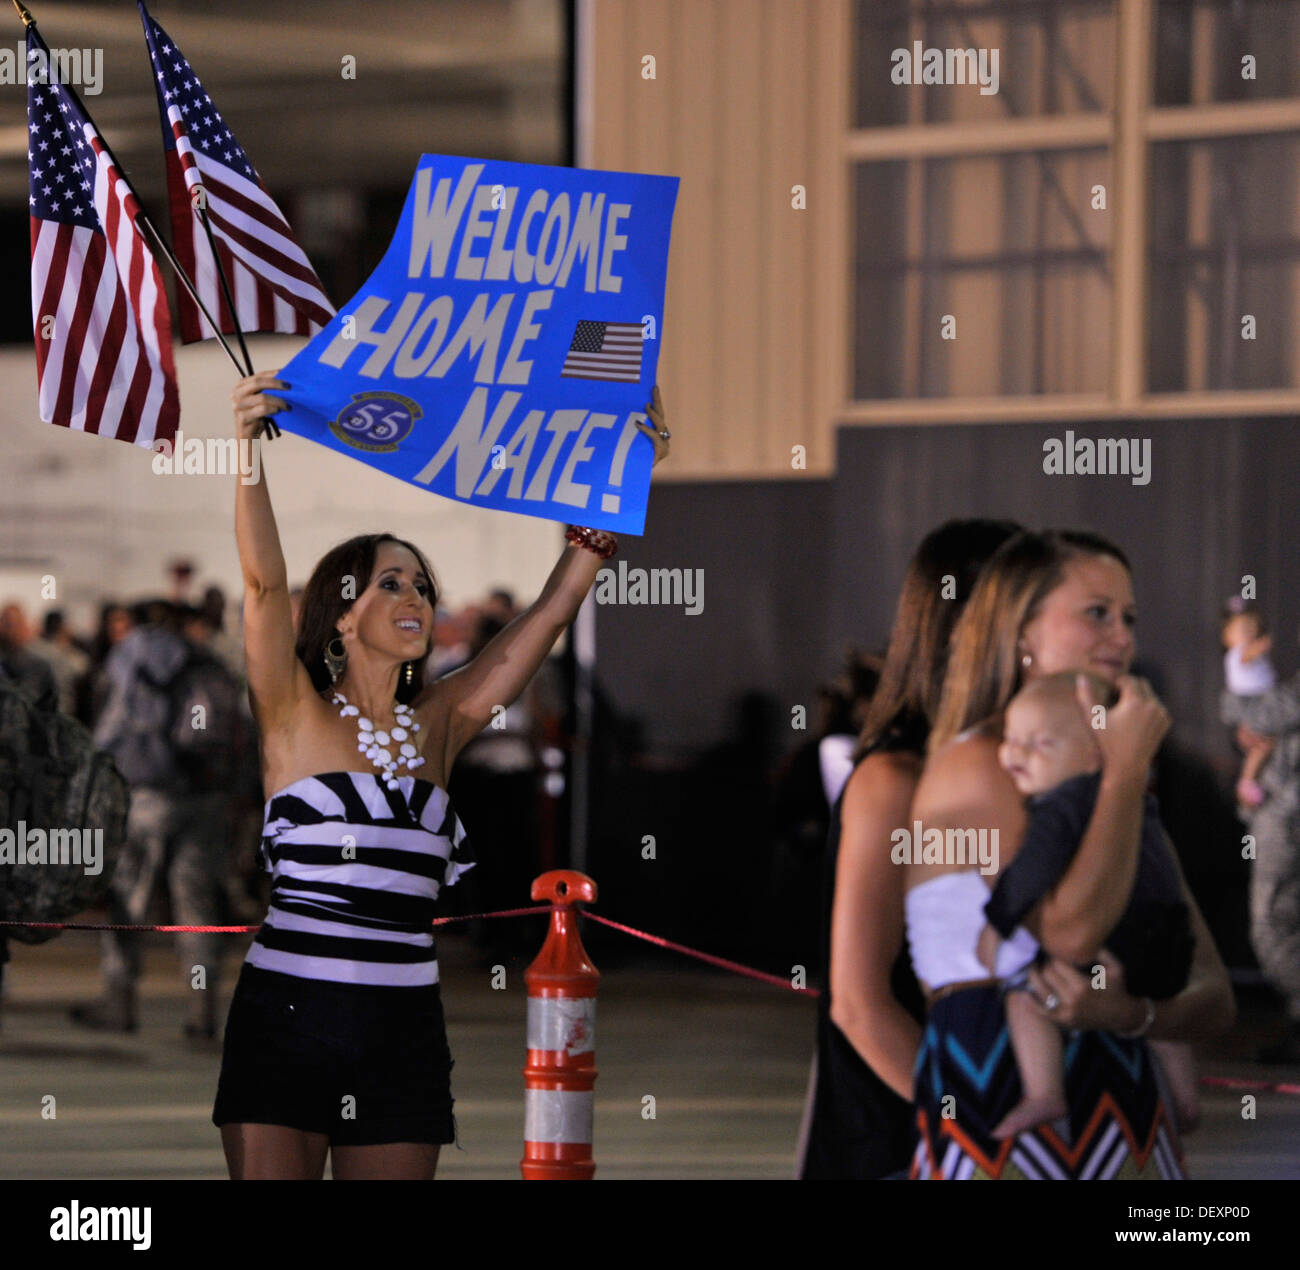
[657,427,671,440]
[1044,992,1060,1012]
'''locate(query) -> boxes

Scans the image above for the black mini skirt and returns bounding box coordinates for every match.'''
[212,962,456,1146]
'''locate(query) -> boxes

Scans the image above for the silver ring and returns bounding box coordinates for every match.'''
[657,427,671,440]
[1044,992,1060,1012]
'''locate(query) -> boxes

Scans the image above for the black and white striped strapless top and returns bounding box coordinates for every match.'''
[245,770,475,987]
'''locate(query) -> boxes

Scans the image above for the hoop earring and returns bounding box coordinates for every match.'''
[404,660,414,690]
[324,636,348,685]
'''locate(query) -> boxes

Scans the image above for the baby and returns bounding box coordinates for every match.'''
[1221,597,1276,811]
[977,671,1198,1139]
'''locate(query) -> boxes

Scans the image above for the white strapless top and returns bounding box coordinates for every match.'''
[905,870,1039,992]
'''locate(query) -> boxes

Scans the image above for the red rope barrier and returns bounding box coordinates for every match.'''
[577,910,818,995]
[1199,1075,1300,1096]
[5,907,1296,1095]
[573,914,1300,1096]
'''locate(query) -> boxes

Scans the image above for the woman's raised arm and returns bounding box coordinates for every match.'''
[232,371,311,730]
[1030,675,1171,963]
[426,540,608,771]
[828,752,924,1101]
[423,386,669,773]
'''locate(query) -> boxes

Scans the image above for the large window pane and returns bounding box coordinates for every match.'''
[1149,134,1300,391]
[1155,0,1300,107]
[853,150,1111,398]
[855,0,1115,126]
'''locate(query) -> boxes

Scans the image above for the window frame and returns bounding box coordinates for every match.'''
[843,0,1300,421]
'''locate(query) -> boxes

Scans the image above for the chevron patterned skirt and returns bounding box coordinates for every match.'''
[910,985,1184,1179]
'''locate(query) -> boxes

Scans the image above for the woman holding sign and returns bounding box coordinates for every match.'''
[213,370,669,1179]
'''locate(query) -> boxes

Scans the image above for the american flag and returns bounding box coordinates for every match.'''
[139,1,334,343]
[26,26,179,447]
[560,320,644,383]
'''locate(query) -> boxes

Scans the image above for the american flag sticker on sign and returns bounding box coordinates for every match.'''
[560,320,644,382]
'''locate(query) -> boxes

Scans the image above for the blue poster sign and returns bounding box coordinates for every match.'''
[274,154,679,534]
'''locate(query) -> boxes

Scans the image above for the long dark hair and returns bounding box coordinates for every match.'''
[929,528,1131,752]
[854,519,1023,760]
[295,533,441,705]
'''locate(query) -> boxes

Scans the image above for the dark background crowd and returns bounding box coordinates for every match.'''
[0,552,1259,1006]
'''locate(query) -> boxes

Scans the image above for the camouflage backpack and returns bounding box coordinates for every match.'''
[0,675,129,945]
[165,646,246,793]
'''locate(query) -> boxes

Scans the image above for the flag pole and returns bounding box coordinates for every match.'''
[193,203,279,438]
[196,208,252,374]
[13,0,259,395]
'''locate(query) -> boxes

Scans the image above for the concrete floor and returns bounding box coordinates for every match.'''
[1,928,1297,1180]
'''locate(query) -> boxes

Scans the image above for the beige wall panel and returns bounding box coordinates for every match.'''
[588,0,848,478]
[807,0,851,476]
[623,0,679,437]
[653,2,689,470]
[761,0,813,474]
[715,0,764,474]
[591,0,631,167]
[664,0,723,476]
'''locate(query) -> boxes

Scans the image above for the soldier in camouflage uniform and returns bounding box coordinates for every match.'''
[70,603,237,1042]
[1221,675,1300,1063]
[0,629,58,1022]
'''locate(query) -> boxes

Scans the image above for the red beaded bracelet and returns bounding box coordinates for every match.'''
[565,524,618,559]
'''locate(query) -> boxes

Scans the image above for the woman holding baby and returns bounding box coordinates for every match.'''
[905,529,1234,1179]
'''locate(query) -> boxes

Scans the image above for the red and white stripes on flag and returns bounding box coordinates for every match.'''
[141,3,334,343]
[27,47,179,448]
[164,156,334,343]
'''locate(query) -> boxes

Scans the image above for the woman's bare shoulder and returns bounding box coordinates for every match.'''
[845,746,923,802]
[926,720,1002,774]
[859,745,924,777]
[914,722,1011,815]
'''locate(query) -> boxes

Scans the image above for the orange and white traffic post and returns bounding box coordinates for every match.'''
[521,870,598,1180]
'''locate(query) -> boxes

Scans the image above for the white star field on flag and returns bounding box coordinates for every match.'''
[138,2,334,342]
[27,77,97,228]
[147,33,256,179]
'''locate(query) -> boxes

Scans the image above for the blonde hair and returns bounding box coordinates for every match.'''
[928,530,1130,753]
[854,519,1020,759]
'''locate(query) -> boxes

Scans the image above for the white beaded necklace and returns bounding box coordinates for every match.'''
[330,690,424,790]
